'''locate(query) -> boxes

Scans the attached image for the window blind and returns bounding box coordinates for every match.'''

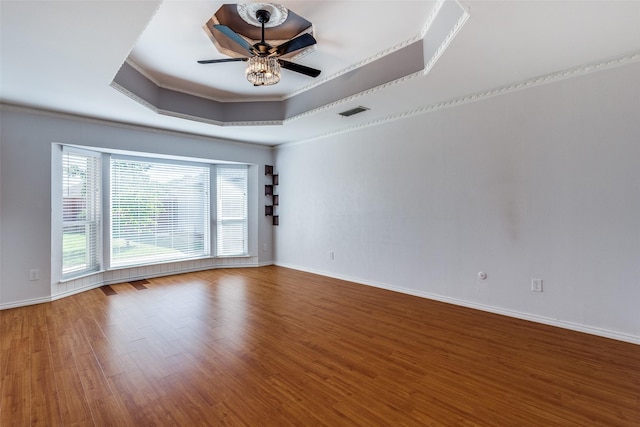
[62,150,101,277]
[110,158,210,268]
[217,166,248,256]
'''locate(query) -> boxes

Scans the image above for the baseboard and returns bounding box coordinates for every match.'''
[275,262,640,345]
[257,261,275,267]
[51,282,105,301]
[100,262,265,286]
[0,296,52,310]
[3,262,273,310]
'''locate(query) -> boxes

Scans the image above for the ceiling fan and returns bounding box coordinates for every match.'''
[198,9,321,86]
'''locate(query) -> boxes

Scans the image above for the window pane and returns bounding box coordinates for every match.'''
[111,158,210,268]
[217,166,248,256]
[62,151,101,277]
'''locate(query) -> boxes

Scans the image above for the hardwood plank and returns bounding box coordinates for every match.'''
[88,394,134,427]
[1,337,31,426]
[1,266,638,426]
[30,347,63,426]
[89,338,127,378]
[53,367,93,425]
[75,351,113,403]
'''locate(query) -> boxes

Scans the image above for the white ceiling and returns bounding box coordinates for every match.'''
[2,1,640,146]
[128,1,437,101]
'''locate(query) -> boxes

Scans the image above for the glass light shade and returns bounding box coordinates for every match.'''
[245,56,281,86]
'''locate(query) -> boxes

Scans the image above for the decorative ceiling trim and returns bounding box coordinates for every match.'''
[288,50,640,146]
[156,109,283,128]
[283,0,448,101]
[283,0,469,123]
[112,0,466,126]
[237,3,288,28]
[125,57,284,103]
[121,1,453,105]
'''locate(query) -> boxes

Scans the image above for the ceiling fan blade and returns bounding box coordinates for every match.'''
[273,33,317,56]
[197,58,247,64]
[212,24,254,54]
[278,60,321,78]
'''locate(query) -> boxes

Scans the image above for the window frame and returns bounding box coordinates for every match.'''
[109,154,213,268]
[216,164,249,257]
[55,145,254,281]
[61,146,102,279]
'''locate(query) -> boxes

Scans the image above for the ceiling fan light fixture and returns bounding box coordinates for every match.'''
[246,56,281,86]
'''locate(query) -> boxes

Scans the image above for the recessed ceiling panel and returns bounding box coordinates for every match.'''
[126,1,439,100]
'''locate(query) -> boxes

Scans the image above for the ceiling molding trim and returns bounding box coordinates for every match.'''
[420,0,470,78]
[286,50,640,147]
[156,108,283,128]
[126,58,161,87]
[129,2,444,104]
[110,81,159,115]
[420,0,447,39]
[281,3,445,101]
[126,58,284,104]
[283,0,468,124]
[113,43,427,126]
[111,1,466,127]
[283,0,459,101]
[282,35,423,101]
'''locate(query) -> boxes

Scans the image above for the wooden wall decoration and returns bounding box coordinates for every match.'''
[265,165,279,225]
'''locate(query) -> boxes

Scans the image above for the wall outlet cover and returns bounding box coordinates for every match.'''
[531,278,543,292]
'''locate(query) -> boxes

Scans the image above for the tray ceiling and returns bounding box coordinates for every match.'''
[2,1,640,145]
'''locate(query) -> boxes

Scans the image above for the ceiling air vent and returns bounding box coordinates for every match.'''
[338,106,369,117]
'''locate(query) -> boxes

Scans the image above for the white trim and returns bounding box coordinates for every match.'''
[274,262,640,345]
[280,49,640,148]
[51,282,105,301]
[124,1,449,104]
[257,261,275,267]
[0,296,52,310]
[2,262,272,310]
[58,269,106,284]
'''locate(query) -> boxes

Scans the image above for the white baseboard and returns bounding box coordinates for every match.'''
[257,261,275,267]
[2,262,273,310]
[275,262,640,345]
[0,296,52,310]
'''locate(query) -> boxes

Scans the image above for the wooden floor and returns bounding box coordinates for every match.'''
[1,266,638,426]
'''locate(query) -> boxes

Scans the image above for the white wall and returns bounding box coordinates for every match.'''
[275,61,640,343]
[0,108,274,308]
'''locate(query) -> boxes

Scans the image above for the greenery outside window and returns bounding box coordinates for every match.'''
[62,149,101,277]
[110,157,211,268]
[217,166,248,256]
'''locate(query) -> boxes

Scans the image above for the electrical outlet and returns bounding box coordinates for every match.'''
[262,243,268,252]
[29,269,39,281]
[531,278,543,292]
[329,250,334,260]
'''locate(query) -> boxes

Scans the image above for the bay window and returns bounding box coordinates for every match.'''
[59,146,250,276]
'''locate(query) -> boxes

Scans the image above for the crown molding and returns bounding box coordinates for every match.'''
[286,50,640,147]
[122,1,453,105]
[112,1,465,127]
[284,0,469,124]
